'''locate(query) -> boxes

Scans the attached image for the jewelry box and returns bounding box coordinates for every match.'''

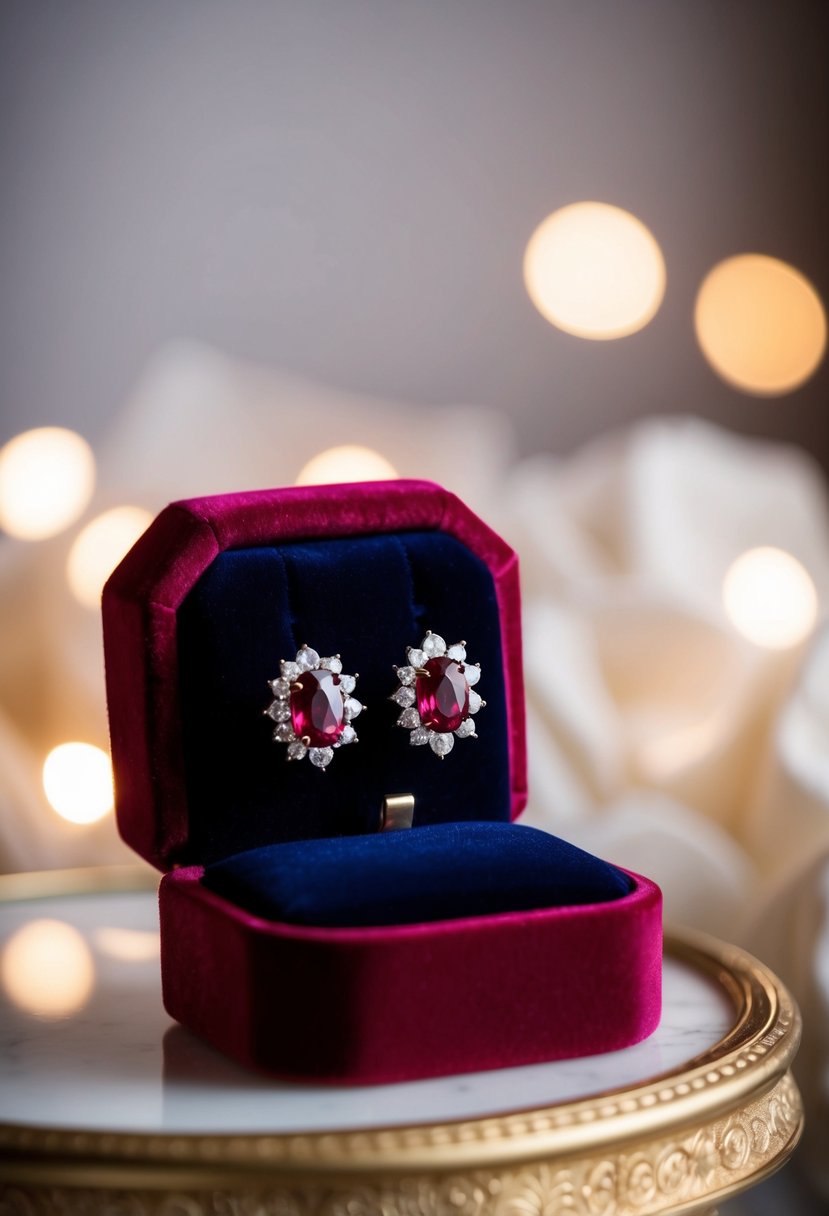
[103,479,662,1083]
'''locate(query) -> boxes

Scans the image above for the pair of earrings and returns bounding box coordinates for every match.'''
[265,631,485,770]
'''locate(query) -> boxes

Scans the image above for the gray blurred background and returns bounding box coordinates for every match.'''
[1,0,827,460]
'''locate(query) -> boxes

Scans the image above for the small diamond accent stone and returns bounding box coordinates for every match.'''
[409,727,431,746]
[281,660,301,680]
[455,719,476,739]
[270,677,290,697]
[320,656,343,673]
[344,697,362,721]
[339,724,357,745]
[407,648,426,668]
[429,732,454,757]
[286,740,308,761]
[468,690,483,714]
[392,686,416,707]
[397,707,421,729]
[309,747,334,769]
[421,633,446,658]
[447,643,467,662]
[273,722,294,742]
[465,663,481,687]
[296,646,320,671]
[339,674,357,695]
[396,665,416,685]
[267,701,291,722]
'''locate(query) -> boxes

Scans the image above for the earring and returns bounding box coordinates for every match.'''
[266,645,362,769]
[391,631,484,757]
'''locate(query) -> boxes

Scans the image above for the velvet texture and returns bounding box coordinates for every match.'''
[103,481,526,869]
[161,865,662,1083]
[203,822,633,927]
[177,532,509,864]
[103,481,663,1083]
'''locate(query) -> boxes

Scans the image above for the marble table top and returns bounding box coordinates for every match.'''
[0,886,734,1136]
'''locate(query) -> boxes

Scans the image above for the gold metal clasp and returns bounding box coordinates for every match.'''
[380,794,415,832]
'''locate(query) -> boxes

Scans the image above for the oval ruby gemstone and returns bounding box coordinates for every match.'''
[290,670,345,748]
[415,657,470,733]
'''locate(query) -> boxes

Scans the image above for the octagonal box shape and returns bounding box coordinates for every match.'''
[103,479,662,1083]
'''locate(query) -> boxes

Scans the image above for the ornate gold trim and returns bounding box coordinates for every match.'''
[0,1074,803,1214]
[0,867,804,1214]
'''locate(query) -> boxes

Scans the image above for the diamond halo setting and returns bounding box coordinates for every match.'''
[266,645,362,770]
[392,631,484,758]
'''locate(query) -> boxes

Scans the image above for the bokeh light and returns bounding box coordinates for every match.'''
[523,201,666,340]
[695,255,826,395]
[94,927,159,962]
[42,742,114,825]
[0,427,95,540]
[67,505,153,609]
[295,445,398,485]
[723,547,818,649]
[2,919,95,1017]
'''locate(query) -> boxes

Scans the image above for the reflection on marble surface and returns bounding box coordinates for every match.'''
[0,890,734,1134]
[2,917,95,1017]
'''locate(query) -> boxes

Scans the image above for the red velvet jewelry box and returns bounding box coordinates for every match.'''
[103,479,662,1084]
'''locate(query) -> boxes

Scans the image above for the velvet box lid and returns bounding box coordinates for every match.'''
[103,478,527,870]
[102,478,661,1083]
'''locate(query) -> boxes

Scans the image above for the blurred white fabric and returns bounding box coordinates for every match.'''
[500,419,829,912]
[496,418,829,1187]
[1,347,828,1179]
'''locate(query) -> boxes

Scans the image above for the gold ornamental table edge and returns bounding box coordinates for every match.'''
[0,864,804,1216]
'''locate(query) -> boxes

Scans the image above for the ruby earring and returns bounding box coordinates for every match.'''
[391,631,484,758]
[266,645,362,769]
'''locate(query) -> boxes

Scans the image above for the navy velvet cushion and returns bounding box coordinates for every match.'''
[202,822,632,928]
[177,532,510,865]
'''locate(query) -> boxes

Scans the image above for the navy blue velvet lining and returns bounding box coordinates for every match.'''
[202,822,632,927]
[177,531,510,865]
